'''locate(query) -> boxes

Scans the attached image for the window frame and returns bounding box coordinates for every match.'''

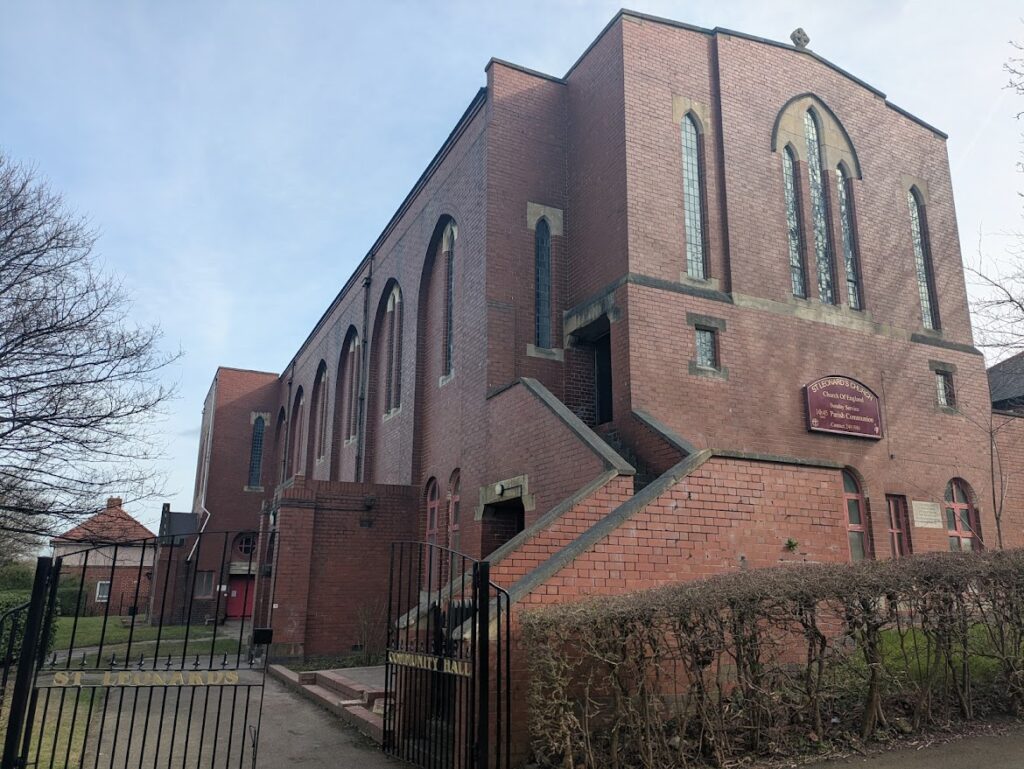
[246,415,265,488]
[782,146,808,298]
[907,187,940,330]
[442,222,456,378]
[944,479,980,551]
[345,334,360,441]
[448,470,461,554]
[885,495,912,558]
[695,327,719,370]
[803,109,837,304]
[935,370,956,409]
[681,113,709,280]
[835,164,863,310]
[843,470,872,561]
[95,580,111,603]
[193,571,215,599]
[534,218,553,348]
[384,285,404,414]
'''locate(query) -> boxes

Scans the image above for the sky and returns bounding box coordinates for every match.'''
[1,0,1022,529]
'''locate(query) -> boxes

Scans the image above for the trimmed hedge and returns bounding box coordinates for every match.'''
[522,550,1024,768]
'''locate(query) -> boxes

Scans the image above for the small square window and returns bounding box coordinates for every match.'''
[194,571,215,599]
[695,328,718,369]
[95,581,110,603]
[935,371,956,408]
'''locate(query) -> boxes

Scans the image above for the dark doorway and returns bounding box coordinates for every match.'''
[594,333,613,425]
[481,498,526,557]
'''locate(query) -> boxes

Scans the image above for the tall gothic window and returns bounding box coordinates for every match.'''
[246,416,265,488]
[835,165,862,310]
[313,365,329,461]
[448,469,461,553]
[385,285,403,413]
[782,146,807,298]
[345,334,360,440]
[907,187,940,330]
[442,221,456,376]
[804,110,836,304]
[534,218,552,348]
[681,114,707,279]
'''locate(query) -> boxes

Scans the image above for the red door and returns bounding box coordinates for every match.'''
[226,576,255,619]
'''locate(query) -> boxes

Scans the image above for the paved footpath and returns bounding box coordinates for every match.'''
[256,676,401,769]
[803,726,1024,769]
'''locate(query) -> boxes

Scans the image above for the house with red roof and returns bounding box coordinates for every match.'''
[50,497,156,616]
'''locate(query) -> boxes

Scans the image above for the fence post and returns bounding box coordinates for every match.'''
[1,557,52,769]
[475,560,490,769]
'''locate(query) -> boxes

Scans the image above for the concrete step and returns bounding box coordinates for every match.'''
[315,669,387,707]
[338,703,384,743]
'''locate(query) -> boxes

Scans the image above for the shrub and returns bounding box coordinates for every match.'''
[521,550,1024,768]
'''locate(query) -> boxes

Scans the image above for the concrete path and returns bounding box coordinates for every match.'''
[803,726,1024,769]
[256,676,401,769]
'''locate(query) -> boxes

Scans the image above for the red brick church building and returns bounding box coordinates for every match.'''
[183,10,1024,660]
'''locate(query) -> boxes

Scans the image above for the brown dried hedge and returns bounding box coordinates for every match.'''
[521,550,1024,768]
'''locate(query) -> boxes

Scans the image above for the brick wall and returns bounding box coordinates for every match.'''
[267,477,416,659]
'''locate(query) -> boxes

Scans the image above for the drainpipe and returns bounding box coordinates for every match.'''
[355,254,374,482]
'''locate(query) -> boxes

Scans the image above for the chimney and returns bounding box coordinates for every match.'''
[106,496,123,510]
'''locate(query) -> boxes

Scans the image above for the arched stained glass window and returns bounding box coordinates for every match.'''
[534,219,552,348]
[681,114,707,279]
[836,165,862,310]
[448,469,461,553]
[782,146,807,298]
[907,188,939,330]
[804,110,836,304]
[247,416,265,488]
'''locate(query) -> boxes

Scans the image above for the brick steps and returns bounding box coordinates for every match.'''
[268,664,388,744]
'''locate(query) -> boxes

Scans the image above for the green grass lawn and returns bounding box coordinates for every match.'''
[52,616,214,651]
[58,636,245,669]
[0,685,105,769]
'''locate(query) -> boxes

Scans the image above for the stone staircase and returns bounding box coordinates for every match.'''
[598,427,659,491]
[268,664,387,743]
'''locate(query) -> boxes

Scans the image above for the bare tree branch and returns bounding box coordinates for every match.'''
[0,150,180,541]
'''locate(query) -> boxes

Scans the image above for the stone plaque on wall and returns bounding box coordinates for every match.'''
[804,376,883,439]
[912,500,943,529]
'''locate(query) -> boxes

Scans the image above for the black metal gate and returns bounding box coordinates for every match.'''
[383,542,510,769]
[1,530,272,769]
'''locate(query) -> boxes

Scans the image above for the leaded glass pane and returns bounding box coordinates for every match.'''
[782,148,806,297]
[681,115,706,279]
[954,481,968,504]
[803,111,836,304]
[907,190,938,329]
[946,507,956,529]
[847,498,862,525]
[962,537,973,552]
[849,531,866,561]
[836,166,862,309]
[695,328,717,369]
[247,416,265,487]
[936,372,955,408]
[842,470,859,494]
[949,537,961,552]
[535,219,552,348]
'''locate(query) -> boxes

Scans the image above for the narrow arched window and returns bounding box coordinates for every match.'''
[345,334,360,440]
[782,146,807,298]
[313,365,329,461]
[681,114,707,279]
[804,110,836,304]
[289,388,305,477]
[907,188,940,330]
[944,479,980,551]
[385,285,403,413]
[534,219,552,348]
[425,478,440,590]
[247,416,265,488]
[843,470,871,561]
[442,222,456,376]
[836,165,862,310]
[448,469,461,553]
